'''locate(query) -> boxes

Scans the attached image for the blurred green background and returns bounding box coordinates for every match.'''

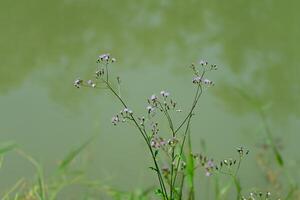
[0,0,299,199]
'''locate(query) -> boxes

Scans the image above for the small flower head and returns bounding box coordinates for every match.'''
[121,108,133,117]
[95,68,105,78]
[210,64,217,70]
[203,79,214,86]
[160,90,170,98]
[74,78,83,88]
[167,137,178,147]
[151,136,166,149]
[206,159,214,168]
[147,105,154,114]
[199,60,208,66]
[97,53,116,63]
[86,80,97,88]
[111,115,119,126]
[192,76,201,84]
[99,53,110,61]
[150,94,157,102]
[205,171,212,177]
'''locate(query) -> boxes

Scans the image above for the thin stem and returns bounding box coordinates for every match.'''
[130,116,169,198]
[259,109,284,166]
[172,81,204,190]
[172,115,193,197]
[105,61,109,82]
[175,70,205,134]
[103,79,168,199]
[233,156,242,200]
[156,101,176,199]
[179,174,185,200]
[170,147,175,199]
[157,101,175,134]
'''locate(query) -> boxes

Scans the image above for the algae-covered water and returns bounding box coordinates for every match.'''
[0,0,299,198]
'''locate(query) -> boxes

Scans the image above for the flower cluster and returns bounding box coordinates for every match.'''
[74,78,97,88]
[218,158,237,169]
[193,153,216,176]
[74,53,117,89]
[111,108,133,126]
[198,60,217,70]
[95,68,105,79]
[237,146,250,157]
[242,191,272,200]
[192,77,214,86]
[147,90,178,114]
[150,136,167,149]
[73,78,83,88]
[212,147,249,175]
[97,53,116,63]
[150,136,179,150]
[151,122,159,135]
[191,60,217,86]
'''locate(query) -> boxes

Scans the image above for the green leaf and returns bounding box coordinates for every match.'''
[0,142,17,155]
[274,147,284,166]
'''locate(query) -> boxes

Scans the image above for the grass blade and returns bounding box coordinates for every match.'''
[59,134,97,171]
[0,142,17,155]
[16,150,47,200]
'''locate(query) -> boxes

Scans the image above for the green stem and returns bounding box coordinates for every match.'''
[104,80,168,199]
[175,70,205,134]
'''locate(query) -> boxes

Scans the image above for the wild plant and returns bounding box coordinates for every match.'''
[74,54,251,200]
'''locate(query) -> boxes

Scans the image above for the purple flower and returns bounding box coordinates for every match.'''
[99,53,110,61]
[207,159,214,168]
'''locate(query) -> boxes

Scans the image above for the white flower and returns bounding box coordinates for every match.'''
[192,77,201,84]
[123,108,129,113]
[111,115,119,125]
[199,60,208,66]
[74,78,83,88]
[87,80,92,85]
[161,90,170,98]
[99,53,110,61]
[150,94,157,101]
[203,79,214,85]
[147,105,154,113]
